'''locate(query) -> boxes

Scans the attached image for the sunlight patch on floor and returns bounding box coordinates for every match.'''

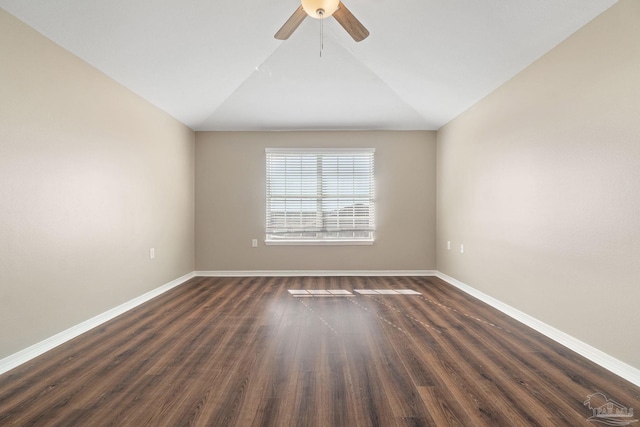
[288,289,355,297]
[355,289,421,295]
[287,289,421,297]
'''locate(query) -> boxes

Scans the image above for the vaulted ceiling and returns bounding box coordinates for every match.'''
[0,0,618,131]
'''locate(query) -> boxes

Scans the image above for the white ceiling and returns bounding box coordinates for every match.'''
[0,0,618,131]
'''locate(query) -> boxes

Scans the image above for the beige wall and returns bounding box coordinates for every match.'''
[195,131,436,271]
[437,0,640,369]
[0,10,195,359]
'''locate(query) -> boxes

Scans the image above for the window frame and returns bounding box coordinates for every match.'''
[265,148,375,246]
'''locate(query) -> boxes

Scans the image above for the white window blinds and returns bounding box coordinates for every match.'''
[266,148,375,243]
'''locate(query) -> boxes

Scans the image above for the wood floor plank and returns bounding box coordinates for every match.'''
[415,280,633,421]
[1,276,639,426]
[396,280,599,424]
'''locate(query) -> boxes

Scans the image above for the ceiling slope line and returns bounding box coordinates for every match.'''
[200,26,433,131]
[196,44,307,130]
[333,28,439,130]
[192,40,290,130]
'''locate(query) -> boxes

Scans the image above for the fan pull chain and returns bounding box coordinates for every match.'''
[319,9,324,57]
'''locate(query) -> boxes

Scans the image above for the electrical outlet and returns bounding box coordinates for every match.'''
[150,248,155,259]
[447,241,451,250]
[251,239,258,248]
[460,244,464,254]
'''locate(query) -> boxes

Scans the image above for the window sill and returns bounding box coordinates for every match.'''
[265,240,374,246]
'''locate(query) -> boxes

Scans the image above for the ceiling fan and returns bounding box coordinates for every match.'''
[275,0,369,42]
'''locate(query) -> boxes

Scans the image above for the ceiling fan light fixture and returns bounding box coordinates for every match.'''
[274,0,368,42]
[301,0,339,19]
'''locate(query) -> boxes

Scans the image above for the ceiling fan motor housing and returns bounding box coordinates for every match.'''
[301,0,340,18]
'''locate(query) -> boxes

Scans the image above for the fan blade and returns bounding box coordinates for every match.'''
[333,2,369,42]
[274,6,307,40]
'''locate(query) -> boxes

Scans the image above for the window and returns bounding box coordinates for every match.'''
[265,148,375,244]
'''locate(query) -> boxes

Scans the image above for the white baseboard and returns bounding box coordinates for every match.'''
[435,272,640,388]
[0,271,196,376]
[195,270,437,277]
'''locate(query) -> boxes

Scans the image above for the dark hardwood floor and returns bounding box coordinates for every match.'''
[1,276,638,426]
